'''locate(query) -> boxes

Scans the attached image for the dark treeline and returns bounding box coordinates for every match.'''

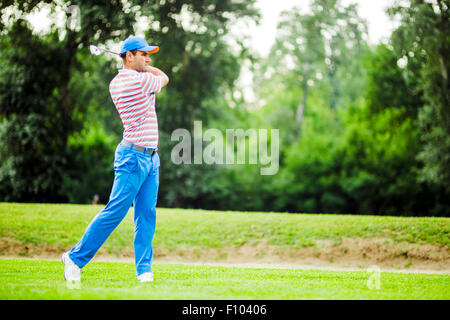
[0,0,448,216]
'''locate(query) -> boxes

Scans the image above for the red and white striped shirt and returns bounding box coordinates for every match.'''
[109,69,162,148]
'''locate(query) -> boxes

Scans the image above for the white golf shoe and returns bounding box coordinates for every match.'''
[137,272,154,282]
[61,252,81,282]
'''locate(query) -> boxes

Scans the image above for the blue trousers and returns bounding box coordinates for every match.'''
[69,142,160,276]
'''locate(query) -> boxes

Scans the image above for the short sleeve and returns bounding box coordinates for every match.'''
[141,72,162,95]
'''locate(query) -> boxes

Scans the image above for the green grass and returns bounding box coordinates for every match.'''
[1,204,448,300]
[0,259,448,300]
[0,203,448,256]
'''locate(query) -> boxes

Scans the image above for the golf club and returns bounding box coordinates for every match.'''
[90,45,120,56]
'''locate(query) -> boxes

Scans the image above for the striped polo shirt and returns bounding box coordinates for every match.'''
[109,69,162,148]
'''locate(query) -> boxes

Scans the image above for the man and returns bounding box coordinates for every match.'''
[62,36,169,283]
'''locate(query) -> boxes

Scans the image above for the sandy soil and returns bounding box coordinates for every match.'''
[1,237,449,274]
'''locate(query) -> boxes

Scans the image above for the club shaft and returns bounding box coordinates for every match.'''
[100,47,120,56]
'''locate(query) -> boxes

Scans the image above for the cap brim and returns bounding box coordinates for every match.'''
[139,45,159,54]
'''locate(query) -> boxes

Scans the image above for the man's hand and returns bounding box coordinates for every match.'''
[146,66,169,88]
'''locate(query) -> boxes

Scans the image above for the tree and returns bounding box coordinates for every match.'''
[363,44,423,117]
[257,0,367,138]
[0,1,260,205]
[0,1,136,202]
[134,0,260,208]
[389,0,450,195]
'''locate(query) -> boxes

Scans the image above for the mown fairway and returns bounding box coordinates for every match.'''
[1,259,449,300]
[1,203,449,300]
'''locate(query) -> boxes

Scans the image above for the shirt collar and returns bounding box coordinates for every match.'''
[118,68,139,74]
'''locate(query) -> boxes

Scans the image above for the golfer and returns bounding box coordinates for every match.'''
[62,36,169,283]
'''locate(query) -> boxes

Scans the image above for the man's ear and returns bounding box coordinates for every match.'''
[126,51,134,62]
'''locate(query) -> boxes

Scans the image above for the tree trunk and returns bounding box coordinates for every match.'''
[294,82,308,137]
[327,63,338,111]
[58,31,78,152]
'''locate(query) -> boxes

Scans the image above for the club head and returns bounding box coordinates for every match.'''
[89,45,102,56]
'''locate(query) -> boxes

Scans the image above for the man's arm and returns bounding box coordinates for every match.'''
[146,66,169,88]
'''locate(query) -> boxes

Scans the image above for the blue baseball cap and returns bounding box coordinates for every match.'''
[120,36,159,54]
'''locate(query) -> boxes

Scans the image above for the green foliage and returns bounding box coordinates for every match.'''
[339,105,428,215]
[247,39,448,215]
[0,1,449,216]
[389,0,450,193]
[0,21,70,201]
[256,0,367,137]
[0,1,259,205]
[135,1,260,208]
[62,122,116,204]
[237,3,449,216]
[141,0,260,131]
[0,0,136,202]
[363,44,422,117]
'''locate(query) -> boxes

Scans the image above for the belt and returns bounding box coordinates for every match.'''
[121,140,157,155]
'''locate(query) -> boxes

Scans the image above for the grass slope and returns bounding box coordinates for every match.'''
[0,203,449,258]
[0,259,449,300]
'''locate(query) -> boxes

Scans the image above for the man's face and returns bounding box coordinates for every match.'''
[128,50,151,72]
